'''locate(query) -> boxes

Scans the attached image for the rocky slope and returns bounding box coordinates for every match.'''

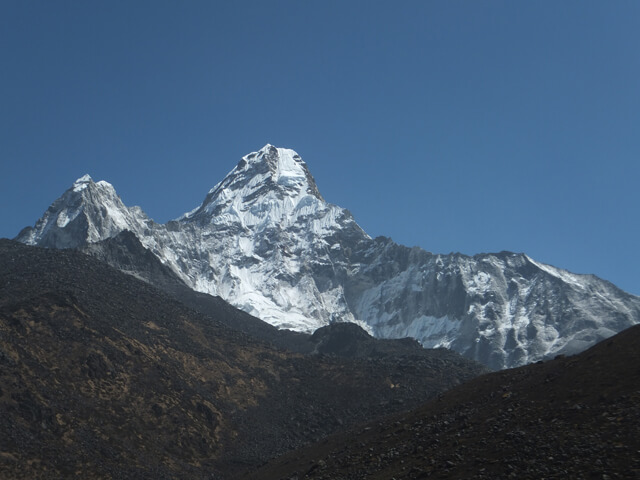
[16,145,640,369]
[0,240,486,479]
[250,323,640,480]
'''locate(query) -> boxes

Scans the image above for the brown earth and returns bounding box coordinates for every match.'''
[0,239,486,479]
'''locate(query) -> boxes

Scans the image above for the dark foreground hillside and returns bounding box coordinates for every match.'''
[251,324,640,479]
[0,240,485,479]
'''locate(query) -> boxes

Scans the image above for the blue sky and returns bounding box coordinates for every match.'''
[1,1,639,295]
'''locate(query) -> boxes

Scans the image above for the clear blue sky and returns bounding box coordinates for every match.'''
[1,1,639,295]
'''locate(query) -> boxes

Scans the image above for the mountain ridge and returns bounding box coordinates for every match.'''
[15,144,640,369]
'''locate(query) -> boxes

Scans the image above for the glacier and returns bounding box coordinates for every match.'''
[16,144,640,369]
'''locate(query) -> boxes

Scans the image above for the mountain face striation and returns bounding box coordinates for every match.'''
[16,145,640,369]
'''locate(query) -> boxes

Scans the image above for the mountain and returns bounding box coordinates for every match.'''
[0,240,486,479]
[78,230,313,354]
[16,174,151,249]
[249,323,640,480]
[16,145,640,369]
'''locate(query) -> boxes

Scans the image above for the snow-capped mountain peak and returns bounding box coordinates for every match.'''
[182,144,325,228]
[17,175,149,249]
[15,145,640,369]
[250,144,322,198]
[73,174,94,191]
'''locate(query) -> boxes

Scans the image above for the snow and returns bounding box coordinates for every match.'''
[55,206,82,228]
[16,144,640,369]
[274,147,306,187]
[73,174,93,192]
[467,271,492,296]
[526,255,585,289]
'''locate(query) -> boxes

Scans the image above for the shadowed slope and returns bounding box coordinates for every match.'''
[0,240,486,479]
[251,324,640,479]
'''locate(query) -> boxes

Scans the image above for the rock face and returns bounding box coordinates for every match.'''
[16,144,640,369]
